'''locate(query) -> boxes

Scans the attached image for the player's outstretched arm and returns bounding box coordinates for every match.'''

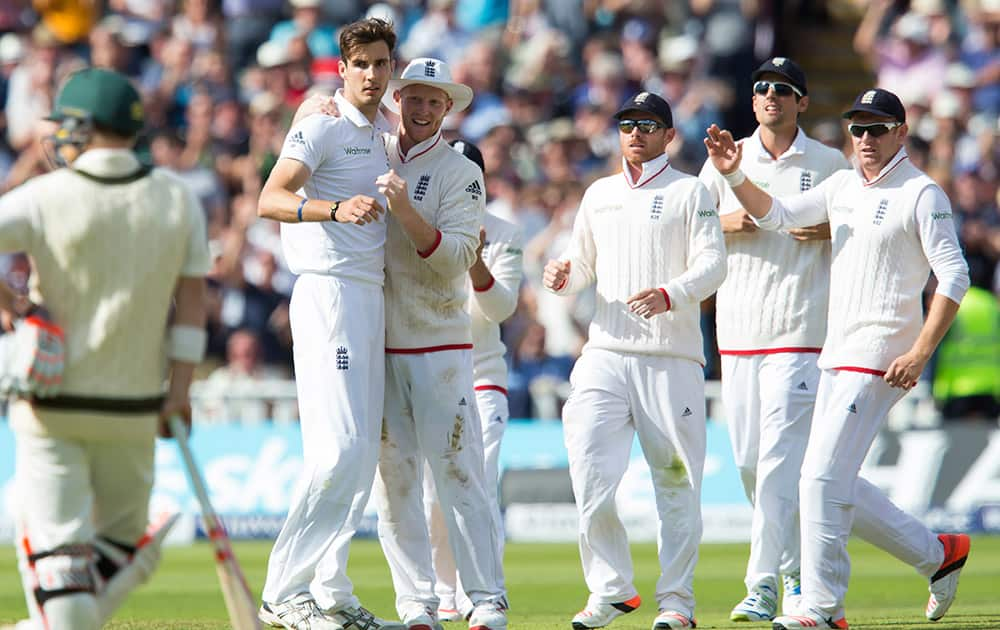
[704,124,774,219]
[471,224,524,323]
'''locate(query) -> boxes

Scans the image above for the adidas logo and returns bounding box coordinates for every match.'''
[797,381,808,391]
[288,130,305,146]
[847,403,858,414]
[465,180,482,200]
[681,407,692,417]
[459,397,467,406]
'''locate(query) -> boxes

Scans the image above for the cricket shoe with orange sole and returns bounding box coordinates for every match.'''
[652,610,696,629]
[771,608,848,629]
[571,594,641,629]
[926,533,970,621]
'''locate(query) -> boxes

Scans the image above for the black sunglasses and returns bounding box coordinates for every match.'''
[618,119,666,134]
[848,122,902,138]
[753,80,803,98]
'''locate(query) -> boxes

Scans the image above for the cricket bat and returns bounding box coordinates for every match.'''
[170,416,262,630]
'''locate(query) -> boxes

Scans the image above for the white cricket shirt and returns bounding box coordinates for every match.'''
[755,147,969,373]
[383,131,485,351]
[551,153,727,364]
[0,149,211,397]
[278,90,392,285]
[700,127,850,354]
[471,211,524,392]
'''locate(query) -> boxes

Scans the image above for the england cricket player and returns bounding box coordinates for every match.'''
[0,67,208,630]
[255,18,406,630]
[697,58,850,622]
[543,92,727,630]
[422,140,524,623]
[705,87,970,630]
[371,58,508,630]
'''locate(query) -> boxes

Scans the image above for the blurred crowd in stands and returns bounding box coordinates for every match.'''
[0,0,997,420]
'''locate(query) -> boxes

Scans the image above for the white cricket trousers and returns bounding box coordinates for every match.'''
[721,352,819,590]
[562,349,706,618]
[800,369,944,619]
[263,275,385,611]
[424,387,509,614]
[375,349,506,615]
[11,402,157,630]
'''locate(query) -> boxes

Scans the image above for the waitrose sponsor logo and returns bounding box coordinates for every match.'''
[344,146,372,155]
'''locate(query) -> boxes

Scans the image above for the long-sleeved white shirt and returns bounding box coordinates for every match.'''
[470,212,524,391]
[384,131,485,350]
[700,128,850,353]
[0,149,210,397]
[755,147,969,372]
[550,154,727,364]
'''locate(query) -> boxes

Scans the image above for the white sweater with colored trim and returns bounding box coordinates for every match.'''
[550,154,727,364]
[755,148,969,372]
[384,132,485,350]
[699,128,850,353]
[471,212,524,390]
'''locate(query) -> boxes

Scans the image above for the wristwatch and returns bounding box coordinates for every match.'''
[329,201,340,222]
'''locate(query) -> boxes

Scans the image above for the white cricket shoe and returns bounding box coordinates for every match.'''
[400,601,444,630]
[782,572,802,616]
[437,607,463,622]
[729,580,777,622]
[329,604,407,629]
[571,594,641,629]
[771,608,848,629]
[260,594,344,629]
[468,600,507,630]
[926,533,970,621]
[651,610,697,629]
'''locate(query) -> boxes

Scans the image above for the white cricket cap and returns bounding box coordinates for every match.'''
[385,57,474,112]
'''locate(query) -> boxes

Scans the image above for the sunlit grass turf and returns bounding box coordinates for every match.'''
[2,537,998,628]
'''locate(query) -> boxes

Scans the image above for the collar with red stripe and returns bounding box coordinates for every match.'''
[622,152,670,189]
[397,131,443,164]
[858,146,909,188]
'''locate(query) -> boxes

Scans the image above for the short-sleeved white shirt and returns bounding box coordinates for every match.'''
[278,90,392,285]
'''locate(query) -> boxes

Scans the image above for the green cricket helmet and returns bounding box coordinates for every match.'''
[47,67,144,136]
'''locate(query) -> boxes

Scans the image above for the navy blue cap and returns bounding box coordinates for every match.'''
[842,88,906,123]
[613,91,673,128]
[450,138,484,174]
[752,57,808,96]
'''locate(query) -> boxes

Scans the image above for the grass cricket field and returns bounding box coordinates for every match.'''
[2,537,998,629]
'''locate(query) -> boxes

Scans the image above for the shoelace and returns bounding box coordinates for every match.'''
[336,606,381,630]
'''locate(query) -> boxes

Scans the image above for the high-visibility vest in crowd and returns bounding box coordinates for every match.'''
[933,285,1000,402]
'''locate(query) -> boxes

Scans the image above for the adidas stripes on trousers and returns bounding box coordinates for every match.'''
[799,369,944,619]
[562,349,706,618]
[720,352,819,591]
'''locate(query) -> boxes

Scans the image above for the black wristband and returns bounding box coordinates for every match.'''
[330,201,340,223]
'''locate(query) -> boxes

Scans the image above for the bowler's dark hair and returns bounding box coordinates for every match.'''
[339,18,397,62]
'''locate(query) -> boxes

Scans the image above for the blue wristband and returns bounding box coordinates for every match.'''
[297,197,307,222]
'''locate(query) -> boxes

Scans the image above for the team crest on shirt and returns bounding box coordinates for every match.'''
[413,174,431,201]
[799,170,813,191]
[336,346,349,370]
[873,199,888,225]
[650,194,664,220]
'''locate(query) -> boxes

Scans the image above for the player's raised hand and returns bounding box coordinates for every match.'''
[543,259,571,291]
[627,288,670,319]
[376,170,409,210]
[704,124,743,175]
[337,195,384,225]
[475,227,487,262]
[291,93,339,126]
